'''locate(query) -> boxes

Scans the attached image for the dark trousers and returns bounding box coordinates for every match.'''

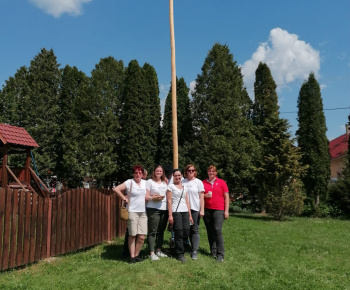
[203,208,225,258]
[190,210,200,252]
[146,208,168,252]
[173,212,190,257]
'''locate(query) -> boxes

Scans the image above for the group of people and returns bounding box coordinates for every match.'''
[113,164,229,263]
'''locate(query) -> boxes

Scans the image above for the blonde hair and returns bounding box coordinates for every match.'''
[151,165,167,182]
[184,164,197,178]
[207,165,217,172]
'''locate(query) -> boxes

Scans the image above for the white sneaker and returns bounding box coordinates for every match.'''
[156,251,168,258]
[150,254,159,261]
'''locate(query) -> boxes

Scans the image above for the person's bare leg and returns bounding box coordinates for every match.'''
[135,234,146,257]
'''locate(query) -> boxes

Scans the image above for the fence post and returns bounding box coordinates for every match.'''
[46,199,52,258]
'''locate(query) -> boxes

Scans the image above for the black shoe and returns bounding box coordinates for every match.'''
[177,256,186,263]
[135,255,143,263]
[217,256,224,263]
[211,252,217,259]
[129,257,136,264]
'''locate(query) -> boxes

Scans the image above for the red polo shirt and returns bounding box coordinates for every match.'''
[202,177,229,210]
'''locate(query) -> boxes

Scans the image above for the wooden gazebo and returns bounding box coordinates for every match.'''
[0,123,50,197]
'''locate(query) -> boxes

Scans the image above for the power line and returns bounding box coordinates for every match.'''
[281,106,350,114]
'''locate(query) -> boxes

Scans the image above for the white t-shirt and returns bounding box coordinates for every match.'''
[182,178,204,211]
[124,179,147,213]
[146,179,168,210]
[167,184,188,213]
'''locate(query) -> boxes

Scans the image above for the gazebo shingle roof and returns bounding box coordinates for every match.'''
[0,124,39,147]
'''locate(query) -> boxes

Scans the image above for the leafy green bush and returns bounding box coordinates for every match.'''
[267,179,305,220]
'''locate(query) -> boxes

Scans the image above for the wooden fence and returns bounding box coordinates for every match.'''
[0,187,126,271]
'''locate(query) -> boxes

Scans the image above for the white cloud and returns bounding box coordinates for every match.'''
[241,28,320,98]
[29,0,92,18]
[189,80,196,98]
[159,83,170,114]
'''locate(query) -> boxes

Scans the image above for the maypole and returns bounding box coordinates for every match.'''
[169,0,178,168]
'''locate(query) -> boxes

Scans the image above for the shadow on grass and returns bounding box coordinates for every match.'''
[101,243,127,262]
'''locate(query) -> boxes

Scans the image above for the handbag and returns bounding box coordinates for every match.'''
[167,187,184,231]
[120,180,132,221]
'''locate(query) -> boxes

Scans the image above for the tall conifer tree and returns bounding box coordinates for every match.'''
[25,48,61,176]
[296,72,330,213]
[160,77,193,166]
[142,63,161,166]
[87,57,124,186]
[118,60,158,180]
[253,63,305,217]
[56,65,89,187]
[191,43,257,190]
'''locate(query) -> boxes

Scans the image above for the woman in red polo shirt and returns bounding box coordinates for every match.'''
[202,165,229,262]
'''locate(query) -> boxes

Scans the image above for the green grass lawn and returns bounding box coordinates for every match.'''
[1,214,350,290]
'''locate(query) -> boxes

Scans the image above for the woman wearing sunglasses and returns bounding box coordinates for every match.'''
[182,164,204,260]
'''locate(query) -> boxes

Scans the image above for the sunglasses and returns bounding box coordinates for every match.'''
[187,169,195,172]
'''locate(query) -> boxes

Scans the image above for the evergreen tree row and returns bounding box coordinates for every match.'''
[0,44,334,218]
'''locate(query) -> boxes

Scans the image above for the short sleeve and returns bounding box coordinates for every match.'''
[197,179,205,192]
[167,184,173,192]
[222,181,229,193]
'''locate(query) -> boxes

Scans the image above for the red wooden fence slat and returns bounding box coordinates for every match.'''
[103,194,107,241]
[87,189,91,246]
[51,198,57,256]
[1,188,12,270]
[61,192,67,254]
[66,191,71,253]
[56,195,62,255]
[22,191,32,265]
[35,196,43,261]
[79,189,83,249]
[71,189,77,251]
[75,189,80,250]
[41,198,49,259]
[91,189,95,245]
[0,188,5,271]
[9,190,19,269]
[16,191,25,266]
[29,193,37,263]
[83,189,87,248]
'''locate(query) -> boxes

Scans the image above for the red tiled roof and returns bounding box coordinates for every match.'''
[329,133,349,159]
[0,124,39,147]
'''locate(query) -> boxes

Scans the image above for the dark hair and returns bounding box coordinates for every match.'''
[164,164,173,177]
[133,165,144,173]
[151,165,167,182]
[172,168,182,175]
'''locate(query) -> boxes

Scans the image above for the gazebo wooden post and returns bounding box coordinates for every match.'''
[25,148,31,183]
[169,0,179,169]
[1,144,8,188]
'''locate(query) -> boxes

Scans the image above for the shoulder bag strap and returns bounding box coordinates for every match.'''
[175,187,184,213]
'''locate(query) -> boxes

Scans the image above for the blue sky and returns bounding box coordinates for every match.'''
[1,0,349,140]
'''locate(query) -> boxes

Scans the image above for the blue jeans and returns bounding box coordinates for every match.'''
[203,208,225,258]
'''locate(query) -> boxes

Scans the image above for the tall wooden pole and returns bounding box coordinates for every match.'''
[169,0,178,169]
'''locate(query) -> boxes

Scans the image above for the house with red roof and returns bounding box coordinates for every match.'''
[329,124,350,178]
